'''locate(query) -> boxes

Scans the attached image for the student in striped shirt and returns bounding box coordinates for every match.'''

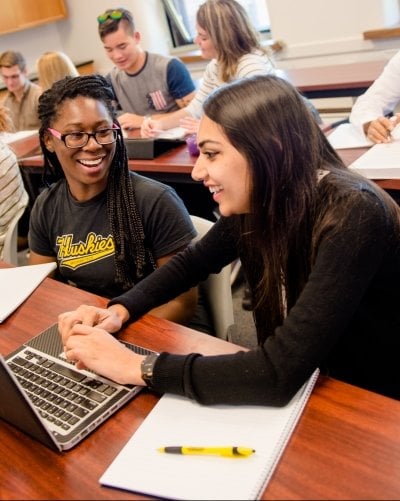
[0,105,29,260]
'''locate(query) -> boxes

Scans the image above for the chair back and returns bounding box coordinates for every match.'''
[190,215,234,340]
[2,206,26,265]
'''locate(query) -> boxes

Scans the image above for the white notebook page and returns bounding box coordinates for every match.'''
[0,262,57,322]
[327,123,372,149]
[349,140,400,179]
[100,369,319,500]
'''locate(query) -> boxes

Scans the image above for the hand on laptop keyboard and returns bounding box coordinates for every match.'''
[58,304,129,345]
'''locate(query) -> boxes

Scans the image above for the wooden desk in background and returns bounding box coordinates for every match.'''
[13,131,400,196]
[12,133,217,220]
[178,48,386,100]
[363,25,400,40]
[337,147,400,190]
[1,260,400,500]
[14,136,195,182]
[277,59,388,99]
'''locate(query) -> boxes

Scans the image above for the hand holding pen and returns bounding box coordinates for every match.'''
[364,114,400,144]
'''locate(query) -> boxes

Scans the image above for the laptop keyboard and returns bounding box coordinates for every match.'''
[7,349,121,434]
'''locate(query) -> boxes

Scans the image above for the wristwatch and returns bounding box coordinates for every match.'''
[140,352,159,388]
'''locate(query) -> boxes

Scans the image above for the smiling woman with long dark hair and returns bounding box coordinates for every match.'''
[59,75,400,404]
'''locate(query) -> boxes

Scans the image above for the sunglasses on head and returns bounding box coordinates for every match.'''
[97,10,123,24]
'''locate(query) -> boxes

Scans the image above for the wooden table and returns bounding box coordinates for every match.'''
[277,59,388,99]
[1,261,400,500]
[178,48,385,98]
[337,146,400,191]
[14,133,195,182]
[15,131,400,195]
[10,130,400,222]
[13,133,217,220]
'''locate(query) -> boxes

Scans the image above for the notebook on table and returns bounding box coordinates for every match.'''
[100,369,319,500]
[0,323,155,451]
[0,262,57,323]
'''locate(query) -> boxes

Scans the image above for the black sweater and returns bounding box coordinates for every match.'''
[110,181,400,405]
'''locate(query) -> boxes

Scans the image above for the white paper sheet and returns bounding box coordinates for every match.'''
[153,126,187,140]
[327,123,373,149]
[0,262,57,322]
[349,140,400,179]
[122,127,187,140]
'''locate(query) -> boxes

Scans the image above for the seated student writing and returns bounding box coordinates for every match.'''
[36,51,79,91]
[28,74,211,334]
[58,75,400,405]
[350,49,400,143]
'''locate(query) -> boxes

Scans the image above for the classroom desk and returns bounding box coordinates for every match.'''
[13,133,217,219]
[1,261,400,500]
[178,42,386,99]
[336,146,400,191]
[14,131,400,195]
[13,132,195,180]
[277,59,388,99]
[16,140,195,182]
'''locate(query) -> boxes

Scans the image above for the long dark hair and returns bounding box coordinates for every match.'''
[38,74,155,290]
[203,74,400,343]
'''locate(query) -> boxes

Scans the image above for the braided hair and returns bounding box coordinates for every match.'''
[37,74,156,290]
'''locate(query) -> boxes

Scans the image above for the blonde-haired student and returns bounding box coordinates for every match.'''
[36,51,79,91]
[141,0,275,137]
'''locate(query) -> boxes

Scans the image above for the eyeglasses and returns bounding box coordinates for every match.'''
[47,125,120,149]
[97,10,123,24]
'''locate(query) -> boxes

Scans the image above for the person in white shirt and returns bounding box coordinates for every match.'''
[350,50,400,143]
[141,0,275,137]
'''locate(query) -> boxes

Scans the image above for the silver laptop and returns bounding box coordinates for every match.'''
[0,323,155,451]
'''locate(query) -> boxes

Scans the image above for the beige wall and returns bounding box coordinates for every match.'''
[1,0,400,76]
[0,0,170,76]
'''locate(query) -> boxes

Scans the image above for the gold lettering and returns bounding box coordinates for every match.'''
[56,232,115,268]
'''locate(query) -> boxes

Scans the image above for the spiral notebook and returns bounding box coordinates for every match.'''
[100,369,319,500]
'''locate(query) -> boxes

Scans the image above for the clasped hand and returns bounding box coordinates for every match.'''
[117,112,145,130]
[58,305,145,385]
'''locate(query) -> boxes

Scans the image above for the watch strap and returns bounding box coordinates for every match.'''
[140,352,159,388]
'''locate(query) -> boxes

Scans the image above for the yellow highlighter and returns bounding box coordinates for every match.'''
[157,446,255,457]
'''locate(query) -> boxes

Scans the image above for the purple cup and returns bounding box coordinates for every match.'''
[186,133,200,156]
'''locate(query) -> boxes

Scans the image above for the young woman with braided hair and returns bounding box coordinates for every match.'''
[28,74,212,333]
